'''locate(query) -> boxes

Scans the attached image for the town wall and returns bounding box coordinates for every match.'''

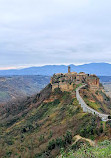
[51,67,100,92]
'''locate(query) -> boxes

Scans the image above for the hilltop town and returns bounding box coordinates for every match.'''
[50,67,110,121]
[50,66,100,92]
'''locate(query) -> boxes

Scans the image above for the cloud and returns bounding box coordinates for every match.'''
[0,0,111,68]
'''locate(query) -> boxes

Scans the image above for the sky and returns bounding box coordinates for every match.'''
[0,0,111,69]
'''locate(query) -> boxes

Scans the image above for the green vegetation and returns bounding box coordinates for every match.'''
[81,86,111,114]
[59,140,111,158]
[53,87,62,95]
[48,131,72,150]
[74,83,82,91]
[0,84,111,157]
[99,90,110,101]
[83,98,101,112]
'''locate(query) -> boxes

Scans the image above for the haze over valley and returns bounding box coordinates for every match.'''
[0,75,50,104]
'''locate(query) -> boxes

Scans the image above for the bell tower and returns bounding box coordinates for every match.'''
[68,66,71,73]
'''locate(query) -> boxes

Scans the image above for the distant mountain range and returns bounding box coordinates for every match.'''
[0,63,111,76]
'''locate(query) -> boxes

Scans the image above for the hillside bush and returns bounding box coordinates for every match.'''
[64,131,72,145]
[47,131,72,152]
[56,137,64,147]
[48,139,56,150]
[53,99,60,105]
[108,115,111,119]
[48,131,53,139]
[53,88,62,95]
[39,135,45,142]
[71,139,90,150]
[59,140,111,158]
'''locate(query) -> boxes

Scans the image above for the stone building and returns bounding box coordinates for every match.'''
[50,66,99,92]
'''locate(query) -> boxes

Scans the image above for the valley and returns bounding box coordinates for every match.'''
[99,76,111,98]
[0,75,50,104]
[102,83,111,98]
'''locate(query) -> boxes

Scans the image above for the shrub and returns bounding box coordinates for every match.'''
[108,115,111,119]
[48,131,53,139]
[6,139,14,145]
[21,123,34,133]
[80,129,86,137]
[53,88,62,95]
[39,135,45,142]
[99,126,103,133]
[64,131,72,144]
[6,151,12,156]
[48,139,56,150]
[53,99,60,105]
[99,140,111,146]
[47,131,73,151]
[95,91,99,95]
[22,128,27,133]
[71,139,90,150]
[56,137,64,147]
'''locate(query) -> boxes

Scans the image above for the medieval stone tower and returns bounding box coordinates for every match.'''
[68,66,71,73]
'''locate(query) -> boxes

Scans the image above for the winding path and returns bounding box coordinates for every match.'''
[76,84,109,121]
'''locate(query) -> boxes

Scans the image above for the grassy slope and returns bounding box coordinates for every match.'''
[59,140,111,158]
[0,84,111,157]
[80,86,111,114]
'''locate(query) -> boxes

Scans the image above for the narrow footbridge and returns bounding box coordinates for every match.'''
[76,84,109,121]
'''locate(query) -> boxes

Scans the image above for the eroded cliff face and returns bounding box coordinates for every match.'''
[79,86,111,114]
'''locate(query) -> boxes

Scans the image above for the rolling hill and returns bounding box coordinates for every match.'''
[0,75,50,103]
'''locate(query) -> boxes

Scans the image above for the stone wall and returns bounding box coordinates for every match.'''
[51,83,59,91]
[52,82,74,92]
[51,71,100,92]
[59,83,73,92]
[87,76,99,90]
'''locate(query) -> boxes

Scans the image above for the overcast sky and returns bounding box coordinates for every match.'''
[0,0,111,69]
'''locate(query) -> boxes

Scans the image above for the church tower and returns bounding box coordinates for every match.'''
[68,66,71,73]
